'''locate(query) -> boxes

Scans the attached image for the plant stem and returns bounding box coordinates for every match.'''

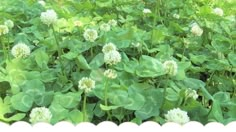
[0,37,7,61]
[156,80,161,89]
[6,33,10,60]
[82,93,87,122]
[200,85,214,101]
[90,46,94,58]
[51,25,66,78]
[51,26,62,56]
[230,66,236,97]
[161,76,169,109]
[151,2,158,47]
[206,71,215,87]
[104,78,112,120]
[181,46,186,61]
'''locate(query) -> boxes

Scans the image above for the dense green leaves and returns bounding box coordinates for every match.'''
[77,55,91,70]
[0,96,26,122]
[68,109,83,124]
[228,52,236,66]
[11,93,33,112]
[213,92,230,105]
[53,92,81,109]
[49,101,69,123]
[0,0,235,125]
[136,55,165,77]
[34,91,54,106]
[124,90,145,110]
[135,89,164,120]
[21,79,45,97]
[34,48,49,69]
[89,53,104,69]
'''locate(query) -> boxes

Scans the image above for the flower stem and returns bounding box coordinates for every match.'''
[51,26,66,78]
[161,76,169,109]
[90,46,94,57]
[181,46,186,61]
[0,36,8,61]
[82,93,87,122]
[151,2,158,47]
[6,33,10,60]
[231,67,236,97]
[51,26,62,56]
[104,78,112,120]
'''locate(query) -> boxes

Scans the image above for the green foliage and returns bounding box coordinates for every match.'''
[135,55,165,77]
[0,96,26,122]
[11,93,34,112]
[0,0,235,125]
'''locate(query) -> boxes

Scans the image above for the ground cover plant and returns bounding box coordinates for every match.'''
[0,0,236,125]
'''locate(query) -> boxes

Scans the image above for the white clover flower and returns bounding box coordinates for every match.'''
[29,107,52,124]
[143,8,152,14]
[164,108,190,125]
[191,23,203,36]
[74,20,83,27]
[213,8,224,16]
[104,50,121,65]
[83,29,98,42]
[38,0,46,6]
[173,13,180,19]
[108,19,117,27]
[78,77,95,93]
[102,42,117,53]
[0,25,9,36]
[100,23,111,32]
[40,9,58,26]
[4,20,14,29]
[163,60,178,76]
[104,69,117,79]
[185,88,198,100]
[11,42,31,58]
[183,38,190,48]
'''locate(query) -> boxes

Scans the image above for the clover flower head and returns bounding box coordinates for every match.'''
[185,88,198,100]
[104,50,121,65]
[29,107,52,124]
[100,23,111,32]
[104,69,117,79]
[213,7,224,16]
[143,8,152,14]
[0,25,9,36]
[4,20,14,29]
[163,60,178,76]
[191,23,203,36]
[164,108,190,125]
[173,13,180,19]
[78,77,95,93]
[38,0,46,6]
[11,42,31,58]
[183,38,190,48]
[83,29,98,42]
[102,42,117,53]
[74,20,83,27]
[40,9,58,26]
[108,19,117,27]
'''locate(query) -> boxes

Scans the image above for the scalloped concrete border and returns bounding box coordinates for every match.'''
[0,121,236,131]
